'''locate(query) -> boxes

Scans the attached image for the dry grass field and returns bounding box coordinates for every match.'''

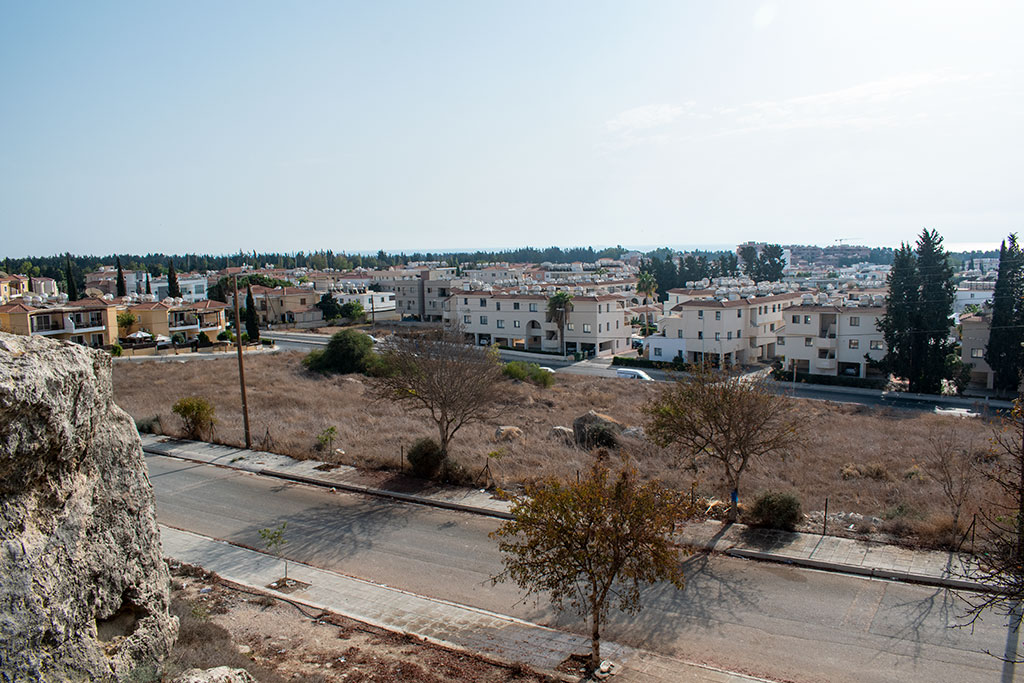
[114,351,1003,545]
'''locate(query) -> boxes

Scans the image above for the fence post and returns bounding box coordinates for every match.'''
[823,497,828,536]
[401,444,404,472]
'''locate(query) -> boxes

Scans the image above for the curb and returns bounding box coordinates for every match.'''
[725,548,994,594]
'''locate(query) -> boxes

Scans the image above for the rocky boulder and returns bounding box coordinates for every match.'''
[549,425,575,445]
[572,411,624,449]
[0,333,177,681]
[172,667,258,683]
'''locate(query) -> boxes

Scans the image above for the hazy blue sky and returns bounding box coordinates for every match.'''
[1,1,1021,257]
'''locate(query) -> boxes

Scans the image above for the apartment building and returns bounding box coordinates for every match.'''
[151,273,209,302]
[128,300,227,340]
[461,265,525,287]
[959,312,994,390]
[375,269,462,322]
[0,297,119,347]
[85,267,145,296]
[649,292,800,366]
[444,289,631,357]
[955,281,996,314]
[776,298,887,378]
[231,286,320,325]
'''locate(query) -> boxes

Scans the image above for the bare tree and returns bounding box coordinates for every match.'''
[643,368,803,521]
[923,425,979,546]
[491,459,695,673]
[376,324,503,459]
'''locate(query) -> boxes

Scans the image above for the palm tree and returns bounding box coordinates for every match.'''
[547,291,574,356]
[636,271,658,328]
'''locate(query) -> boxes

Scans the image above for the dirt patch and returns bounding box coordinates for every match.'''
[116,352,1001,547]
[164,560,556,682]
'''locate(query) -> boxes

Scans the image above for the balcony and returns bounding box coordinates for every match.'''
[814,336,837,350]
[815,358,837,371]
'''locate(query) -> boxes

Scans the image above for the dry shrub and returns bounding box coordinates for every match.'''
[914,514,966,551]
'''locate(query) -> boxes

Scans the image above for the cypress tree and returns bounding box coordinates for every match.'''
[914,229,955,394]
[985,235,1023,392]
[244,285,260,341]
[167,260,181,298]
[115,257,127,297]
[64,254,78,301]
[145,273,151,295]
[878,244,920,385]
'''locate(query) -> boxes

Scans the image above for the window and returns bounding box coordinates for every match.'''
[770,323,775,331]
[583,324,592,333]
[495,301,501,311]
[567,323,574,331]
[849,316,860,327]
[805,337,813,346]
[737,310,742,318]
[737,329,741,338]
[848,339,859,349]
[677,329,683,338]
[427,287,432,293]
[715,332,721,341]
[698,310,703,319]
[971,348,984,358]
[463,297,468,305]
[727,331,733,340]
[513,302,520,310]
[513,320,521,328]
[529,303,538,312]
[496,320,505,328]
[804,316,811,324]
[777,336,785,346]
[870,340,883,350]
[300,298,307,305]
[480,298,487,307]
[616,320,619,329]
[463,315,471,324]
[653,347,663,357]
[698,331,703,340]
[792,315,800,324]
[479,315,487,324]
[715,311,721,320]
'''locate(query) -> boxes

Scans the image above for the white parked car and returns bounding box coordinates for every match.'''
[615,368,654,381]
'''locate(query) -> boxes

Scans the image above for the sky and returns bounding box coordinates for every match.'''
[1,1,1021,257]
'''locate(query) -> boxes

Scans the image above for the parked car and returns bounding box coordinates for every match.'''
[537,366,556,374]
[615,368,654,381]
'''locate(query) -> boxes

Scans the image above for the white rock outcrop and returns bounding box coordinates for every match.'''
[0,333,177,681]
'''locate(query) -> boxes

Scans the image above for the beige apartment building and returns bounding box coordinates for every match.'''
[375,269,462,322]
[776,301,887,378]
[444,289,631,357]
[231,286,320,325]
[128,300,228,340]
[0,297,119,347]
[959,312,994,389]
[650,292,800,366]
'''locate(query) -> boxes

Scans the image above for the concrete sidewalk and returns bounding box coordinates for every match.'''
[161,525,766,682]
[143,435,989,593]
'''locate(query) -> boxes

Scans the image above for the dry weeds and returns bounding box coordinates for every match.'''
[114,352,1000,540]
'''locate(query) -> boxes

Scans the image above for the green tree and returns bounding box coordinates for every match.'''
[643,368,803,521]
[315,292,344,321]
[546,291,574,356]
[145,273,151,295]
[636,270,658,305]
[877,244,921,386]
[738,245,759,276]
[258,522,289,581]
[754,244,786,281]
[915,229,956,394]
[244,285,260,341]
[340,300,365,321]
[167,259,181,298]
[116,311,137,334]
[171,396,217,440]
[986,235,1024,393]
[492,460,694,673]
[115,256,127,297]
[303,329,376,375]
[64,254,78,301]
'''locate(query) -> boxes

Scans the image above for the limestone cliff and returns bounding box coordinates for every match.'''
[0,333,177,682]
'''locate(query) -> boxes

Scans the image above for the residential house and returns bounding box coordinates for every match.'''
[231,286,321,326]
[0,297,119,347]
[128,300,228,341]
[150,273,209,302]
[375,269,462,322]
[959,312,994,390]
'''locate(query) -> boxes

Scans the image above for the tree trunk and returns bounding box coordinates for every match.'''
[590,600,601,672]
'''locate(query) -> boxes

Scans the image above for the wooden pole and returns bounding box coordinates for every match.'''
[233,275,252,449]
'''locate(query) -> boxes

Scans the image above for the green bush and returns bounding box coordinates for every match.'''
[171,396,217,440]
[747,491,803,531]
[216,330,231,342]
[406,438,444,479]
[196,331,210,346]
[109,343,123,357]
[171,332,185,345]
[501,361,554,388]
[303,329,376,375]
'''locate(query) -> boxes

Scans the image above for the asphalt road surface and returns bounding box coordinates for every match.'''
[148,454,1022,683]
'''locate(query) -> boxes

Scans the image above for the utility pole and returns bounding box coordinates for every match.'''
[233,275,252,449]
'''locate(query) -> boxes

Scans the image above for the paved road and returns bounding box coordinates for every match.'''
[148,454,1022,683]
